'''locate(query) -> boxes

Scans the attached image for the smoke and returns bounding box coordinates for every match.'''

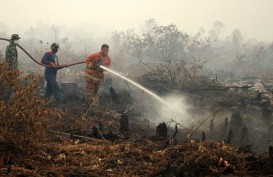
[132,90,192,127]
[101,66,192,127]
[157,94,191,125]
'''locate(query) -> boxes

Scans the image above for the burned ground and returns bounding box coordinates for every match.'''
[0,100,272,177]
[1,63,273,176]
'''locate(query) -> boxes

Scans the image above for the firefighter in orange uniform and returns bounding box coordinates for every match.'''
[84,44,111,104]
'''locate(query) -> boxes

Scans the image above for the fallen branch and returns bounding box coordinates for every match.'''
[48,130,109,142]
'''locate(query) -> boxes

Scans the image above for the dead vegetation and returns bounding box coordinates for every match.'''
[0,63,49,150]
[0,62,273,177]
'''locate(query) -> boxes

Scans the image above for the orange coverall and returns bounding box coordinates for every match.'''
[84,52,111,100]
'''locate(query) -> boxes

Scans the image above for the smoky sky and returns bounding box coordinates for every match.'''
[1,0,273,42]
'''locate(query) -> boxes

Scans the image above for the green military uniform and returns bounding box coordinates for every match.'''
[0,50,3,60]
[2,34,20,101]
[5,43,18,69]
[5,34,20,69]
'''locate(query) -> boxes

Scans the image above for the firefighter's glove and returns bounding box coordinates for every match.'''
[97,67,103,72]
[88,62,93,68]
[88,61,102,71]
[92,63,100,71]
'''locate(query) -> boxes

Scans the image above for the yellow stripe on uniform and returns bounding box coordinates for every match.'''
[83,72,102,81]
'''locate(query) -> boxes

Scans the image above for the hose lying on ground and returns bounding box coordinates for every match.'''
[0,37,85,68]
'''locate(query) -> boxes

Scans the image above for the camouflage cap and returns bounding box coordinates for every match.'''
[10,34,20,40]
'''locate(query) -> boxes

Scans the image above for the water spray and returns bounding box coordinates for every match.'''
[101,66,168,105]
[101,65,191,130]
[100,66,184,113]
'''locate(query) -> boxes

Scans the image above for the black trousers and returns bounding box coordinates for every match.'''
[44,74,61,103]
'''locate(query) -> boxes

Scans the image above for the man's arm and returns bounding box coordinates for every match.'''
[103,57,111,68]
[85,54,95,68]
[41,52,56,66]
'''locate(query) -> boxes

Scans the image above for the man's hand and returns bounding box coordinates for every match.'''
[89,61,100,70]
[88,62,93,68]
[93,63,100,70]
[57,64,68,69]
[49,62,57,66]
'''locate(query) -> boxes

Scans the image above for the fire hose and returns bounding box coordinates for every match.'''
[0,37,85,68]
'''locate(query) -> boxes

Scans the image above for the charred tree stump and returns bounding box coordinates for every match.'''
[223,117,229,138]
[226,129,233,144]
[230,111,244,141]
[269,146,273,158]
[202,131,206,142]
[91,126,101,138]
[268,125,273,140]
[240,126,249,145]
[269,146,273,169]
[262,108,272,119]
[171,124,178,139]
[167,125,178,145]
[98,122,104,131]
[209,119,214,139]
[119,114,129,133]
[224,117,229,130]
[156,122,168,138]
[110,87,118,103]
[104,77,112,92]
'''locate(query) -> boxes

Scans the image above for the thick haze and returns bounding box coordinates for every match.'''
[1,0,273,42]
[2,0,273,142]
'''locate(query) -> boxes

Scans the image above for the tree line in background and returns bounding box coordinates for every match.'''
[0,19,273,87]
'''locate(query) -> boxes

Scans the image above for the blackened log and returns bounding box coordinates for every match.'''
[110,87,118,102]
[156,122,168,138]
[91,126,101,138]
[119,114,129,133]
[240,126,249,145]
[202,131,206,142]
[226,129,233,144]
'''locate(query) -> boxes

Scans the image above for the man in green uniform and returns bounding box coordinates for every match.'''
[0,50,3,60]
[2,34,20,101]
[5,34,20,69]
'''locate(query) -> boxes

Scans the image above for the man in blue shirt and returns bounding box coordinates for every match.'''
[41,43,62,103]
